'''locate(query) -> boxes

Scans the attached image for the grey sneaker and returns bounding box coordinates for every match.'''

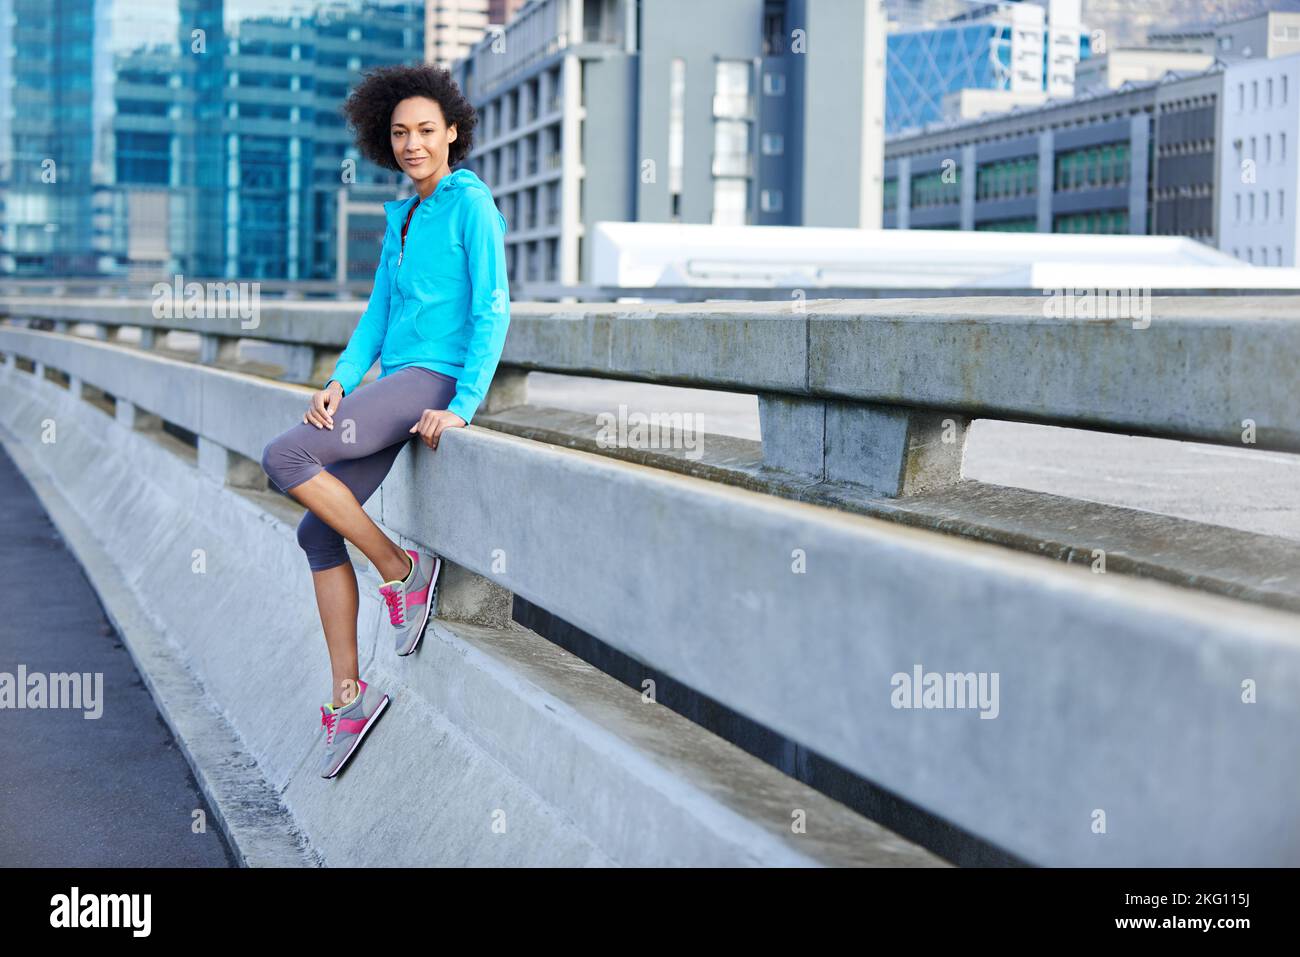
[378,547,442,657]
[318,678,391,779]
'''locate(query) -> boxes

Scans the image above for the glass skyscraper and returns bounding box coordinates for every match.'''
[0,0,424,280]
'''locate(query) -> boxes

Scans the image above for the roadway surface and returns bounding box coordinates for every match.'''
[0,441,236,867]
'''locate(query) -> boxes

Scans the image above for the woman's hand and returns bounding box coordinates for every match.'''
[410,409,467,450]
[304,380,343,430]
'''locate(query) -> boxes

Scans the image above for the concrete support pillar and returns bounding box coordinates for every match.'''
[436,560,514,628]
[1129,114,1150,235]
[139,327,158,351]
[116,398,162,432]
[68,374,85,400]
[479,367,529,415]
[758,394,969,498]
[960,144,976,231]
[93,323,121,342]
[53,320,71,334]
[1037,130,1054,232]
[197,436,266,489]
[278,342,318,383]
[199,333,239,366]
[897,155,911,230]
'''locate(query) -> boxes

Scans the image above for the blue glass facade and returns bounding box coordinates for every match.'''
[0,0,424,279]
[887,23,1014,136]
[886,16,1092,137]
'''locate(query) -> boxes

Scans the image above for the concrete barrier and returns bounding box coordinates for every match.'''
[7,295,1299,494]
[4,325,1299,866]
[0,332,942,867]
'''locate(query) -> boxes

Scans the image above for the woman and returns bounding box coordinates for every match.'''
[260,64,510,779]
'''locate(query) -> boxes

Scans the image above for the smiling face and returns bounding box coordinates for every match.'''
[390,96,457,190]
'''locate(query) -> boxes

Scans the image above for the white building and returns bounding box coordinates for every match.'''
[426,0,491,70]
[1075,48,1214,95]
[1219,53,1300,267]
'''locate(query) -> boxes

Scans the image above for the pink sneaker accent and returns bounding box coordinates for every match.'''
[380,582,406,626]
[338,716,369,734]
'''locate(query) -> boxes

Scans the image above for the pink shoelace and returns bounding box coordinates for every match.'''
[381,585,406,627]
[320,706,338,745]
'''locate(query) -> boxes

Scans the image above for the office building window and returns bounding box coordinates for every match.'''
[668,57,685,201]
[760,189,783,212]
[911,169,961,208]
[761,132,784,155]
[763,72,785,96]
[712,177,748,225]
[974,217,1037,232]
[713,120,750,176]
[1054,142,1129,190]
[714,60,752,118]
[976,156,1037,200]
[1052,209,1129,234]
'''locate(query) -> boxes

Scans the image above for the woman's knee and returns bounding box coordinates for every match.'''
[262,433,318,493]
[296,511,348,570]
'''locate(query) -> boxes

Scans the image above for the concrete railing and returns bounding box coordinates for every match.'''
[6,295,1299,500]
[3,303,1300,866]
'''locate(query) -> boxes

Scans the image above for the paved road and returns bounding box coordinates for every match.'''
[0,443,236,867]
[527,372,1300,543]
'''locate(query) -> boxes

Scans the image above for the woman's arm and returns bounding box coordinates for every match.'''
[446,193,510,425]
[328,226,395,396]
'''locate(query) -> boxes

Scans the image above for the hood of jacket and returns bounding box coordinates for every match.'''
[383,167,507,234]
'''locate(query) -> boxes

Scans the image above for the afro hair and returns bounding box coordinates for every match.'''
[342,64,478,171]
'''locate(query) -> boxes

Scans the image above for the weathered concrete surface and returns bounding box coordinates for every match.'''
[499,297,1300,452]
[476,403,1300,613]
[11,295,1298,451]
[0,346,940,867]
[8,326,1300,866]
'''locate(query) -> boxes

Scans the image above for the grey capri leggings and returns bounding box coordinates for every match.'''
[260,365,458,573]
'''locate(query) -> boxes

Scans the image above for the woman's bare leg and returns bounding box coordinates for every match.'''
[289,469,412,584]
[310,563,362,708]
[288,470,413,708]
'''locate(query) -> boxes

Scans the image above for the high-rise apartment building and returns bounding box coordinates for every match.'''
[452,0,886,290]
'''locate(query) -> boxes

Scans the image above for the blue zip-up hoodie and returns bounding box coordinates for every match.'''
[329,167,510,424]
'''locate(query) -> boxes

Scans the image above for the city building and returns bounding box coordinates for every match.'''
[426,0,491,70]
[0,0,425,280]
[488,0,529,24]
[885,0,1086,135]
[884,10,1300,249]
[1219,53,1300,265]
[452,0,887,291]
[1075,48,1215,94]
[884,65,1222,243]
